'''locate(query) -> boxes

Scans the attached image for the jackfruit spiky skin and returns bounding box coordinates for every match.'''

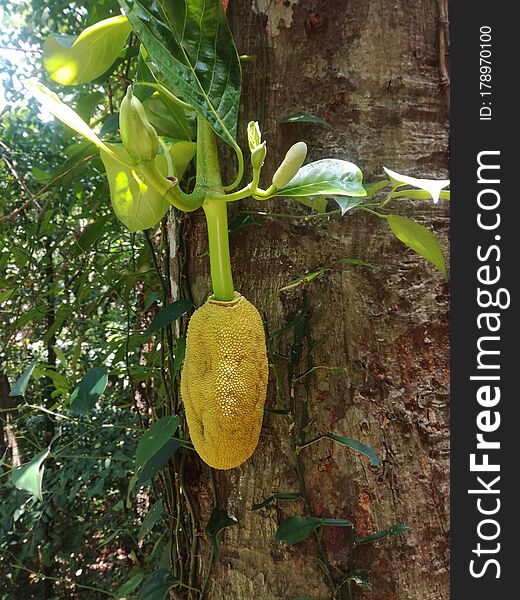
[181,293,268,470]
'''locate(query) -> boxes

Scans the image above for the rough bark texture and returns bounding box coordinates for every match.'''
[178,1,450,598]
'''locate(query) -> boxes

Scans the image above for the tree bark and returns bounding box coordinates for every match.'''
[175,1,450,598]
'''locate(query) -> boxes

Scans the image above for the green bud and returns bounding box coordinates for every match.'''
[247,120,262,151]
[251,142,267,170]
[119,86,159,163]
[272,141,307,188]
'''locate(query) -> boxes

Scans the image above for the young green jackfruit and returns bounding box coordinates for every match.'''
[180,293,268,470]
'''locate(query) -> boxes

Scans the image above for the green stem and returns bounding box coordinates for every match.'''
[137,160,201,212]
[196,117,235,301]
[358,206,388,219]
[134,81,194,111]
[203,199,234,301]
[253,183,277,198]
[206,184,251,203]
[223,143,244,192]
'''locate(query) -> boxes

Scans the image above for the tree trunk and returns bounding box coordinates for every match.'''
[174,1,450,598]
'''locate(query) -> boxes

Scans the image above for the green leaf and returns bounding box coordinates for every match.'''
[137,438,181,484]
[264,407,289,415]
[321,518,353,528]
[75,90,105,121]
[228,214,260,234]
[9,360,37,397]
[324,433,380,466]
[144,299,191,336]
[32,166,52,183]
[143,95,194,141]
[12,448,50,501]
[343,569,371,591]
[134,47,156,102]
[73,215,110,255]
[383,167,449,204]
[295,196,328,213]
[0,288,15,304]
[135,416,180,469]
[172,336,186,377]
[100,144,170,232]
[387,189,451,202]
[166,141,196,179]
[43,16,132,85]
[114,571,145,599]
[24,79,112,154]
[386,214,447,277]
[280,113,329,126]
[355,524,411,546]
[252,492,303,511]
[70,367,108,413]
[334,196,365,215]
[275,516,322,545]
[99,113,120,136]
[206,508,238,559]
[119,0,241,149]
[138,501,164,540]
[138,569,176,600]
[364,180,391,196]
[267,159,366,199]
[144,290,161,311]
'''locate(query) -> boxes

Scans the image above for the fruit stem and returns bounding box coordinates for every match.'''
[197,117,235,301]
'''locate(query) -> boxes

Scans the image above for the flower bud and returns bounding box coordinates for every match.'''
[272,141,307,188]
[251,142,267,170]
[247,120,262,151]
[119,86,159,163]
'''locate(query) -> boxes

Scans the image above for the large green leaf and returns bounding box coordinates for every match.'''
[387,214,447,277]
[266,159,366,199]
[12,448,50,501]
[100,144,169,232]
[119,0,241,148]
[100,141,195,231]
[43,15,132,85]
[69,367,109,413]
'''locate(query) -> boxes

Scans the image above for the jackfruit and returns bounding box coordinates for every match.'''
[180,293,268,470]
